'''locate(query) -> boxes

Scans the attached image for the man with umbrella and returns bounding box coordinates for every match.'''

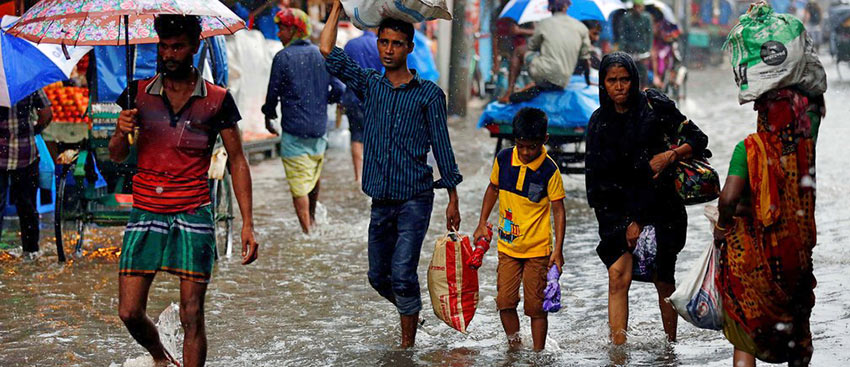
[109,15,259,367]
[499,0,593,103]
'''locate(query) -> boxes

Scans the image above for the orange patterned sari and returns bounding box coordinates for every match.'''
[718,89,817,364]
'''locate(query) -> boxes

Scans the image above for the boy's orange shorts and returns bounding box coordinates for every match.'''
[495,251,549,318]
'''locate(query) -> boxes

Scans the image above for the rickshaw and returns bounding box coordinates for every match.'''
[478,75,599,174]
[828,5,850,78]
[51,39,234,262]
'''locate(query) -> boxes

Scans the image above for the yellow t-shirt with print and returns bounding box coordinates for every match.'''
[489,146,566,258]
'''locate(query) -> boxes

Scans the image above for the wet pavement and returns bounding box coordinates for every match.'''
[1,57,850,366]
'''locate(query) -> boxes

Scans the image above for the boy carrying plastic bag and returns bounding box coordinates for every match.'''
[471,107,566,351]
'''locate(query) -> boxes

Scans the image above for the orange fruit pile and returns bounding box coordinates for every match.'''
[44,82,91,123]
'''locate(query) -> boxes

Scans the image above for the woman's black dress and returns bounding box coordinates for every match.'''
[585,54,708,283]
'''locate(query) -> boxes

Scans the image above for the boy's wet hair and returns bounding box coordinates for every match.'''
[378,18,415,45]
[155,14,202,45]
[582,20,602,30]
[512,107,548,141]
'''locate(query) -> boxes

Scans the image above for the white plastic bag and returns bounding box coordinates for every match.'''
[341,0,451,30]
[666,209,723,331]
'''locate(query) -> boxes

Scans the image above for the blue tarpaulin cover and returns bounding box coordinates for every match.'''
[478,75,599,129]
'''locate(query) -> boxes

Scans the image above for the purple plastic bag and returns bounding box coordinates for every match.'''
[632,225,657,282]
[542,265,561,312]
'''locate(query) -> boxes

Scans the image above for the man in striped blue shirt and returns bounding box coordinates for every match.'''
[320,0,463,348]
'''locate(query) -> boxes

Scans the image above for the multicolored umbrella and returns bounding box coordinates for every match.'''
[7,0,246,143]
[7,0,245,46]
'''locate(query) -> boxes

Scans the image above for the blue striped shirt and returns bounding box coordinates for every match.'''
[326,47,463,201]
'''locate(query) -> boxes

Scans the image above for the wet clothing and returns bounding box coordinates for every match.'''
[280,132,326,197]
[495,252,548,318]
[489,147,565,258]
[342,31,382,143]
[526,13,592,88]
[367,190,434,315]
[719,88,817,364]
[0,90,49,170]
[326,47,463,201]
[0,90,48,253]
[117,72,240,214]
[0,162,40,252]
[586,53,707,283]
[727,111,821,178]
[326,46,461,316]
[119,205,216,283]
[617,11,654,55]
[262,40,344,139]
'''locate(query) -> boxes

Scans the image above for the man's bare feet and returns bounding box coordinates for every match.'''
[153,349,181,367]
[507,333,522,351]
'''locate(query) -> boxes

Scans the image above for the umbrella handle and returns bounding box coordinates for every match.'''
[124,14,136,146]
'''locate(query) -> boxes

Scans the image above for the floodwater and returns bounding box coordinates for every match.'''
[2,58,850,367]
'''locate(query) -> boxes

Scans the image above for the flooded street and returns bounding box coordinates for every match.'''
[2,58,850,366]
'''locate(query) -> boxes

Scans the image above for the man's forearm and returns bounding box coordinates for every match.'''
[109,132,130,162]
[35,108,52,134]
[319,0,342,57]
[230,153,254,228]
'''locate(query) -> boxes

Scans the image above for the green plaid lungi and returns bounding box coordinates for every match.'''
[119,205,215,283]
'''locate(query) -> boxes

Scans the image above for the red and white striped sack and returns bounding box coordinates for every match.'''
[427,233,479,333]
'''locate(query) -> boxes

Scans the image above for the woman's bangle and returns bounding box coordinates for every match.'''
[670,149,679,162]
[714,223,727,231]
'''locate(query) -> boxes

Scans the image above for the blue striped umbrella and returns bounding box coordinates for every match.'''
[500,0,624,24]
[0,16,90,107]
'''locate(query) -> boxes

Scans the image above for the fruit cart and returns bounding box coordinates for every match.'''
[44,46,234,262]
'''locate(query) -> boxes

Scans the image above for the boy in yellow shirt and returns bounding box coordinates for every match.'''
[473,107,566,351]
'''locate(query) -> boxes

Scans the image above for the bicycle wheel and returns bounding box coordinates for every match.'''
[54,163,86,262]
[211,172,233,259]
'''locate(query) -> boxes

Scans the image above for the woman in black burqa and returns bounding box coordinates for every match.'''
[585,52,708,345]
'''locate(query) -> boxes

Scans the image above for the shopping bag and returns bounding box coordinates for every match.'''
[542,265,561,312]
[341,0,451,30]
[666,240,724,330]
[427,233,479,333]
[674,158,720,205]
[724,1,826,104]
[35,134,54,190]
[208,146,228,180]
[632,225,657,282]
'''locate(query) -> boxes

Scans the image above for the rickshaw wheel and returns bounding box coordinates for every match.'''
[210,171,233,259]
[54,164,86,262]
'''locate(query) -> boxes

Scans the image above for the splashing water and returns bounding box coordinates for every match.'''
[111,303,182,367]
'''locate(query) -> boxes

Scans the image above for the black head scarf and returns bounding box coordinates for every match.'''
[598,52,643,118]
